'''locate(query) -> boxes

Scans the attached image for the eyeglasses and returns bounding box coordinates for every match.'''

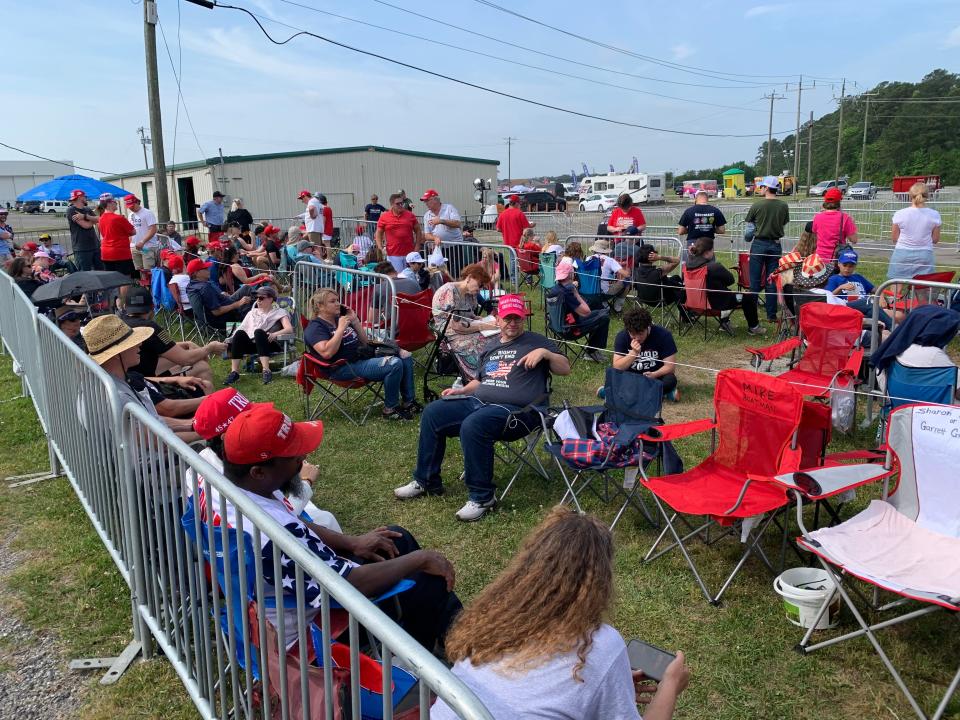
[501,315,524,324]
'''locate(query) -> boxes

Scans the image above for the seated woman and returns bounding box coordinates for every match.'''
[224,284,293,386]
[431,506,690,720]
[432,263,498,380]
[560,240,584,268]
[305,287,419,420]
[772,222,818,313]
[612,306,678,399]
[540,230,564,255]
[218,247,257,291]
[686,237,764,336]
[478,247,502,292]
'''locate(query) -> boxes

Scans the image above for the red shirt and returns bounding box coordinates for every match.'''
[377,209,418,256]
[495,207,531,249]
[608,207,646,234]
[99,212,135,261]
[322,205,333,236]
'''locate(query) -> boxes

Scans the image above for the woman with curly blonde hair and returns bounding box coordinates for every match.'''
[431,507,689,719]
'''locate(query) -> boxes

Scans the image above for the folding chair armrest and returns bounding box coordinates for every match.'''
[641,417,714,442]
[302,353,348,372]
[771,463,894,501]
[745,336,801,363]
[842,348,864,377]
[824,448,886,463]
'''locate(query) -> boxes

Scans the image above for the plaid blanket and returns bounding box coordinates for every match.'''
[560,422,654,468]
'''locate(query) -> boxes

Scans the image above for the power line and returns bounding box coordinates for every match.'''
[271,0,792,115]
[207,2,800,139]
[471,0,845,84]
[363,0,780,90]
[0,141,122,177]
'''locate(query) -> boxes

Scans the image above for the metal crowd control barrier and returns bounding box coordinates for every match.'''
[339,217,378,249]
[0,271,494,719]
[422,240,519,293]
[293,260,399,340]
[562,234,685,264]
[864,277,960,426]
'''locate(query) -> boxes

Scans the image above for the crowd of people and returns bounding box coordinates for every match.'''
[2,177,955,720]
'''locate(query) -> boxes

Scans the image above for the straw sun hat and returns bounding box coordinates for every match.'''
[81,315,154,365]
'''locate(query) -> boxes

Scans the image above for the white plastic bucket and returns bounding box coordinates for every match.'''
[773,567,840,630]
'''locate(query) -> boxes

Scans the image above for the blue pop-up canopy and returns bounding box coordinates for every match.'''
[16,174,132,202]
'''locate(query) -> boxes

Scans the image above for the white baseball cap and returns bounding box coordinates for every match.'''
[405,251,425,264]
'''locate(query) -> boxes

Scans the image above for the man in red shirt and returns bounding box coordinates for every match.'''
[606,193,646,236]
[376,192,424,272]
[495,194,535,251]
[318,194,334,246]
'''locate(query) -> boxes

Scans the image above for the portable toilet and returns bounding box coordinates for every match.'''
[723,168,745,199]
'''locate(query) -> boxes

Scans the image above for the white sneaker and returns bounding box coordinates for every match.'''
[394,480,428,500]
[455,499,496,522]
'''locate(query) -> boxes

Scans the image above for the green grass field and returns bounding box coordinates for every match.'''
[1,249,958,719]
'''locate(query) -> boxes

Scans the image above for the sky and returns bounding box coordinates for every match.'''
[5,0,959,181]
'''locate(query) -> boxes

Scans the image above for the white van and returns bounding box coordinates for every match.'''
[40,200,69,214]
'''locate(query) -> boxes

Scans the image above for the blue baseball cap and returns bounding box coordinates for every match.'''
[837,249,858,265]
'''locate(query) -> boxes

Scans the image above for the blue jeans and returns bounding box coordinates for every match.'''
[749,239,782,321]
[412,396,529,503]
[847,298,892,330]
[331,354,415,410]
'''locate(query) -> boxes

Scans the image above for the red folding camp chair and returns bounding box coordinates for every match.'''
[296,352,384,426]
[517,243,541,288]
[778,404,960,720]
[638,369,808,605]
[745,302,864,400]
[730,251,750,292]
[679,264,735,339]
[880,270,957,315]
[394,289,436,357]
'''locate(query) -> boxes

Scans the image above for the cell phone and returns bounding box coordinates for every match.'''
[626,639,675,682]
[339,304,349,316]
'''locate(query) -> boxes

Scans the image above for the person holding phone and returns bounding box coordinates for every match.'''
[431,506,690,718]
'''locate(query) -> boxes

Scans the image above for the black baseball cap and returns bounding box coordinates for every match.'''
[124,286,154,314]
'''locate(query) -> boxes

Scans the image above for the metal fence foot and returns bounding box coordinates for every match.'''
[6,470,61,488]
[69,640,142,685]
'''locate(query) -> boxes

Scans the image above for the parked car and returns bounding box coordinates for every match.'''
[809,179,849,198]
[673,182,684,196]
[22,200,41,214]
[745,182,755,196]
[848,181,877,200]
[41,200,69,214]
[579,193,618,213]
[518,191,566,212]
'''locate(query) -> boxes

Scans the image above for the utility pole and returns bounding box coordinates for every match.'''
[137,127,151,170]
[143,0,170,221]
[806,111,813,194]
[859,93,877,182]
[792,76,804,181]
[834,78,846,184]
[763,92,785,175]
[504,137,516,185]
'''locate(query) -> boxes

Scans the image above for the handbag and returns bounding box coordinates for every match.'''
[371,340,401,358]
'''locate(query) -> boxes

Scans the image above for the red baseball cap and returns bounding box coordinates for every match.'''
[166,255,184,272]
[22,242,39,252]
[420,189,439,201]
[297,189,312,199]
[223,404,324,464]
[186,258,213,275]
[824,187,843,203]
[193,389,253,440]
[497,293,528,318]
[69,189,86,201]
[508,194,520,204]
[185,235,200,246]
[123,195,140,207]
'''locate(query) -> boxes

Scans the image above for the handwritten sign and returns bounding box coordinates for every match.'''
[911,406,960,538]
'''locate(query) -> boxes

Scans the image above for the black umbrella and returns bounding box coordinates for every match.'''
[31,271,136,303]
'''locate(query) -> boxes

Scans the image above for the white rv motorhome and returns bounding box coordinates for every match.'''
[577,172,665,204]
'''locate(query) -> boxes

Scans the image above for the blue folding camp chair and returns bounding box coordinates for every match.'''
[542,369,672,529]
[876,360,958,442]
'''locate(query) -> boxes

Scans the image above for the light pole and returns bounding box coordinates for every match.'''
[859,93,878,182]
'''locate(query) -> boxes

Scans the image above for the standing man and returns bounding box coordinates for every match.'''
[197,190,227,245]
[376,192,424,273]
[299,190,325,251]
[394,294,570,522]
[66,189,103,271]
[677,189,726,243]
[318,194,334,248]
[495,194,535,252]
[0,208,13,263]
[397,189,414,211]
[745,176,790,324]
[124,195,158,275]
[420,189,462,246]
[364,194,386,227]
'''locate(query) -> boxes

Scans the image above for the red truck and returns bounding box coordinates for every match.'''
[892,175,942,194]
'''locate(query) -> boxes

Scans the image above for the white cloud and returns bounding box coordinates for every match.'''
[671,44,694,61]
[744,4,786,18]
[945,25,960,48]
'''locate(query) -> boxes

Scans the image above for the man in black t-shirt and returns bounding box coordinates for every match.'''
[394,295,571,522]
[633,244,683,306]
[677,190,727,243]
[364,194,387,225]
[65,189,103,271]
[611,306,678,397]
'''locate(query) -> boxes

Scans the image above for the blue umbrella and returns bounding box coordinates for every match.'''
[16,174,132,202]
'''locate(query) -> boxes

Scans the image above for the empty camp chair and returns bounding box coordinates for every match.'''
[746,302,864,400]
[781,404,960,720]
[639,369,808,605]
[394,289,436,359]
[542,369,667,529]
[881,270,957,315]
[730,252,750,292]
